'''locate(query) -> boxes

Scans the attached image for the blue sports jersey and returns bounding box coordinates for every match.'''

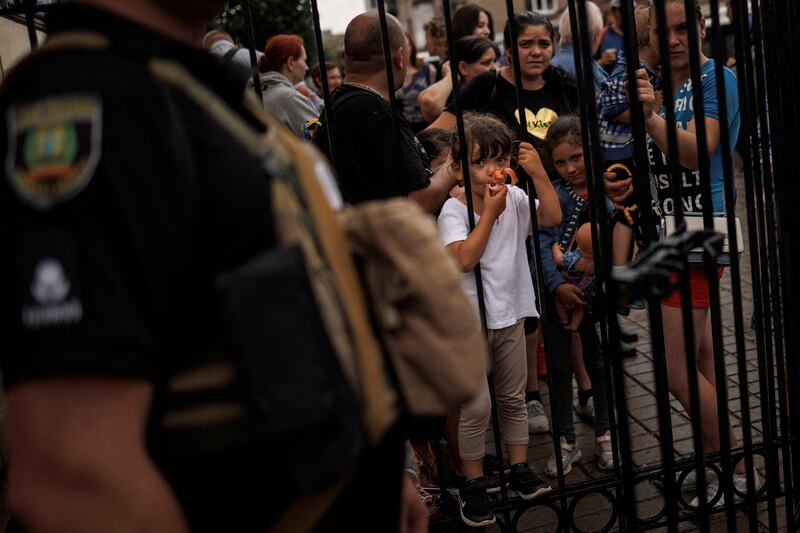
[647,60,740,214]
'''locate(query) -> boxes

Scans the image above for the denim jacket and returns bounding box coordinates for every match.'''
[538,179,613,294]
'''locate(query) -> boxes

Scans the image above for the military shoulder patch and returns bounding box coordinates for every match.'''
[5,95,102,209]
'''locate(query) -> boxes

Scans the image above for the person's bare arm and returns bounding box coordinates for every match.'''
[409,159,459,213]
[446,184,507,272]
[425,110,456,132]
[418,71,453,124]
[635,68,722,170]
[517,142,562,226]
[7,377,189,533]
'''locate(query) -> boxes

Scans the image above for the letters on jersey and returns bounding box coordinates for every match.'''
[5,95,102,209]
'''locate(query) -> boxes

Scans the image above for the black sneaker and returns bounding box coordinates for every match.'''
[457,477,496,527]
[446,472,465,500]
[483,454,509,494]
[508,463,552,501]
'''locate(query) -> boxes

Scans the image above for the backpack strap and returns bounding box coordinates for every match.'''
[312,88,367,155]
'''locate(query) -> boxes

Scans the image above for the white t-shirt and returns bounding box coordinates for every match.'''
[438,186,539,330]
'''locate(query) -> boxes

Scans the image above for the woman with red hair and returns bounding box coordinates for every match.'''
[259,34,318,138]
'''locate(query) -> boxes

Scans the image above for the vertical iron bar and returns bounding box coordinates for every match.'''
[760,0,800,525]
[440,0,504,519]
[757,0,792,518]
[439,0,488,352]
[568,1,637,529]
[780,0,800,520]
[730,0,779,527]
[614,1,687,528]
[501,0,567,501]
[310,0,332,108]
[310,0,335,159]
[375,0,399,114]
[682,0,737,527]
[241,0,262,101]
[706,0,758,530]
[650,0,710,528]
[373,0,404,213]
[500,0,567,498]
[746,0,788,525]
[24,0,38,50]
[617,1,656,243]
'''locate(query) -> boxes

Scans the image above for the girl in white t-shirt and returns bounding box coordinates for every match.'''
[438,112,561,527]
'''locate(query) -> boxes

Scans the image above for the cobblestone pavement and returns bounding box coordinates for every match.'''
[465,170,789,532]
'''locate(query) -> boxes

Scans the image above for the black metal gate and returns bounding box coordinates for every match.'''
[4,0,799,531]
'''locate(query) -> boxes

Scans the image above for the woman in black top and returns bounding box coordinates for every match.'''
[429,10,578,159]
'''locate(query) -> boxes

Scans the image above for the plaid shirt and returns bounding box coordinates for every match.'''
[598,50,660,160]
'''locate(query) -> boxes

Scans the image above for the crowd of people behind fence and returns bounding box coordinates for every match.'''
[204,0,748,527]
[208,0,750,527]
[0,0,754,531]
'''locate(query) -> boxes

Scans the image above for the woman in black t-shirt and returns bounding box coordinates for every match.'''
[428,10,578,155]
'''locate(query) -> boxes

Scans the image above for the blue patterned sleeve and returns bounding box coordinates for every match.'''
[599,64,630,121]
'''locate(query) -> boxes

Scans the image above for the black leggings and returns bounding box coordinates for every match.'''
[543,292,610,442]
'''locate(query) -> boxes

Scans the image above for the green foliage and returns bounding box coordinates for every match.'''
[212,0,317,64]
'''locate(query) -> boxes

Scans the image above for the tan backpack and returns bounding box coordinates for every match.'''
[341,200,489,415]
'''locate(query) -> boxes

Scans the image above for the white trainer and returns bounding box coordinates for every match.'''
[689,469,763,508]
[545,437,582,478]
[527,399,550,434]
[595,432,614,471]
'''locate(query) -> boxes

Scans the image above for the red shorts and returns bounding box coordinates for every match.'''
[662,266,725,309]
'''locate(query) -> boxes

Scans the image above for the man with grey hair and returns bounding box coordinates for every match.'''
[314,11,458,212]
[552,0,605,87]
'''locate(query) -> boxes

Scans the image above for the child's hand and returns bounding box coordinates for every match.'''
[603,170,633,208]
[517,142,543,177]
[551,242,564,265]
[555,298,570,326]
[565,306,585,332]
[598,48,617,68]
[483,183,507,220]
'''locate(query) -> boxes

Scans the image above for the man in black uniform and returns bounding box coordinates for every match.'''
[0,1,425,531]
[316,11,458,211]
